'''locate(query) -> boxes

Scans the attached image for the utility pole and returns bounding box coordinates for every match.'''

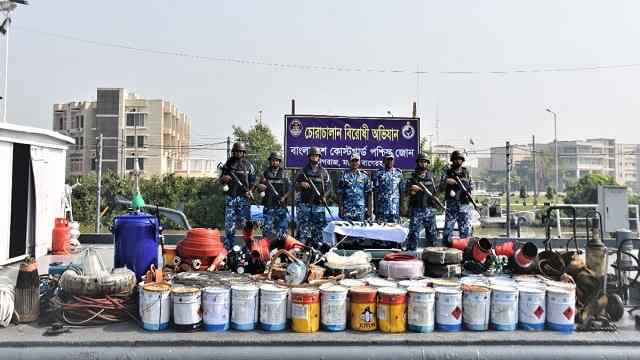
[226,136,231,160]
[120,131,125,176]
[95,134,103,233]
[532,135,537,206]
[506,141,512,237]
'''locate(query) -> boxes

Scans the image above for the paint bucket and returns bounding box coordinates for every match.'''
[350,287,377,332]
[377,287,407,333]
[460,275,490,287]
[172,287,202,331]
[435,287,462,332]
[202,286,230,331]
[462,285,491,331]
[260,284,288,331]
[518,286,546,331]
[398,279,430,289]
[431,279,461,289]
[291,288,320,333]
[407,286,435,332]
[140,283,171,331]
[490,286,518,331]
[320,285,348,331]
[366,278,397,289]
[339,279,365,328]
[546,287,575,332]
[231,283,259,331]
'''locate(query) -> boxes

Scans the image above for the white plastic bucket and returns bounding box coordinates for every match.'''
[435,287,462,332]
[546,287,575,332]
[321,285,348,331]
[140,283,171,331]
[407,286,435,332]
[172,287,202,331]
[518,286,546,331]
[202,287,230,332]
[490,286,518,331]
[231,284,259,331]
[260,284,288,331]
[463,285,491,331]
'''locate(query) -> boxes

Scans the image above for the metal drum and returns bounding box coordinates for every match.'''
[202,286,230,332]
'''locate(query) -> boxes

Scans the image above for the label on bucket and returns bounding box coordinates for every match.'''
[519,291,546,326]
[232,298,256,325]
[436,291,462,327]
[463,292,490,327]
[547,289,575,330]
[260,299,286,326]
[292,303,308,319]
[203,301,229,325]
[408,301,433,327]
[322,298,346,326]
[377,304,388,321]
[141,291,170,330]
[491,290,518,327]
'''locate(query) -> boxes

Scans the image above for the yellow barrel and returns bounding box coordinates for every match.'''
[350,287,377,331]
[290,288,320,333]
[378,287,407,333]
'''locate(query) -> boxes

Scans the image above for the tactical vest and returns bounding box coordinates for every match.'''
[409,170,437,208]
[223,158,251,198]
[262,167,288,208]
[444,166,471,203]
[299,165,327,205]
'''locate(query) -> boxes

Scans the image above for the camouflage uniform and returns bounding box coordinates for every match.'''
[260,166,291,239]
[372,167,404,223]
[337,169,371,221]
[440,165,473,245]
[221,157,256,249]
[406,169,438,250]
[295,163,332,247]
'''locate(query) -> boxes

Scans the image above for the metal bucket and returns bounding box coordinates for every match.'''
[431,279,461,289]
[231,283,259,331]
[377,287,407,333]
[518,286,546,331]
[202,286,230,332]
[291,288,320,333]
[349,287,378,332]
[407,286,435,332]
[398,279,430,289]
[435,287,462,332]
[490,286,518,331]
[140,283,171,331]
[366,278,397,289]
[546,287,575,332]
[260,284,288,331]
[321,285,348,331]
[462,285,491,331]
[172,287,202,331]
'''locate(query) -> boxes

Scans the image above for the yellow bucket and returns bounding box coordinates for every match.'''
[350,287,378,332]
[290,288,320,333]
[378,287,407,333]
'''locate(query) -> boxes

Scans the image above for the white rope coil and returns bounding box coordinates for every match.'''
[378,260,424,280]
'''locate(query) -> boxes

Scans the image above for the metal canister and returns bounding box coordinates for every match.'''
[407,286,435,332]
[291,288,320,333]
[202,286,230,332]
[377,287,407,333]
[546,286,575,332]
[140,283,171,331]
[490,285,518,331]
[518,286,546,331]
[320,285,348,331]
[349,287,378,332]
[231,283,258,331]
[172,287,202,331]
[260,284,288,331]
[462,285,491,331]
[435,287,462,332]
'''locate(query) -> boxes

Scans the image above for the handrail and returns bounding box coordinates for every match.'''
[552,204,639,239]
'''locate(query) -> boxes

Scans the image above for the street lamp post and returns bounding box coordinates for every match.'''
[546,108,559,203]
[0,0,28,123]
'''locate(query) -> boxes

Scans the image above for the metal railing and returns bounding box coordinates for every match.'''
[553,204,640,238]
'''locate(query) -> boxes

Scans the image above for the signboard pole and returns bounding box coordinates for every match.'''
[289,99,296,235]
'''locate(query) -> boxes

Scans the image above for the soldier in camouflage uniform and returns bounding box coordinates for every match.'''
[441,150,474,245]
[405,153,439,250]
[372,153,405,223]
[295,146,332,248]
[256,151,291,240]
[220,142,256,250]
[337,153,372,222]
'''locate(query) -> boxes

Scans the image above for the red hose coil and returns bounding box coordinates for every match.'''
[176,228,225,258]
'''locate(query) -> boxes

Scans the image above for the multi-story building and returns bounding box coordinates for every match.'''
[53,88,192,178]
[616,144,640,192]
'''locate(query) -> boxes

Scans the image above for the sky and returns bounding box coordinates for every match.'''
[6,1,640,164]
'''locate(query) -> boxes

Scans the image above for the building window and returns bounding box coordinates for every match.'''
[80,115,84,128]
[91,159,96,171]
[70,159,83,172]
[137,136,144,148]
[76,137,84,150]
[58,117,64,130]
[126,158,144,170]
[126,136,135,148]
[126,113,145,127]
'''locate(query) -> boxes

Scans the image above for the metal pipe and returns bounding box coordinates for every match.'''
[546,108,559,199]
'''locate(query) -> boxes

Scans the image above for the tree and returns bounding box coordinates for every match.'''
[545,186,555,201]
[233,121,282,173]
[564,173,617,204]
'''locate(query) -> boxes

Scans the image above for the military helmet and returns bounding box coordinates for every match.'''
[232,142,247,153]
[416,153,430,163]
[308,146,322,157]
[450,150,465,162]
[268,151,282,161]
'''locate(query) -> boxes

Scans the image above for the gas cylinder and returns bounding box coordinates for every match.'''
[52,218,71,255]
[586,220,606,280]
[112,211,160,279]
